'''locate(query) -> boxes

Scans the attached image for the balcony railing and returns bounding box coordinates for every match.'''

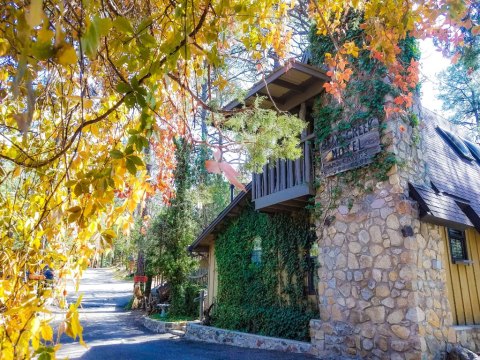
[252,134,315,210]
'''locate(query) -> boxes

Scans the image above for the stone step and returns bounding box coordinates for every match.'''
[168,329,185,337]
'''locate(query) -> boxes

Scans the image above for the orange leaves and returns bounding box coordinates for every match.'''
[322,53,353,101]
[308,0,471,118]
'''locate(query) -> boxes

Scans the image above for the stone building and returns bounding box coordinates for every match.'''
[189,59,480,358]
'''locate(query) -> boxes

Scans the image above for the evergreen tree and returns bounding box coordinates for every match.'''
[436,3,479,137]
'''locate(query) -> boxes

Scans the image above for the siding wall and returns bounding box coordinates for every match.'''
[442,227,480,325]
[206,242,218,309]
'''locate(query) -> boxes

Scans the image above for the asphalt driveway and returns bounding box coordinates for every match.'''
[54,268,314,360]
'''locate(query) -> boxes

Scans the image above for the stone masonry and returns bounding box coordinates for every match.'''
[310,104,468,359]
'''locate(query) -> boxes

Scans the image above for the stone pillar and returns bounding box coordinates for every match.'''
[311,105,454,359]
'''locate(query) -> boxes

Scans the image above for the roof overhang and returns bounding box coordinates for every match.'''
[188,183,252,253]
[224,60,329,112]
[409,183,480,232]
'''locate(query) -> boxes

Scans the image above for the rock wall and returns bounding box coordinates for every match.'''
[142,316,186,334]
[185,323,314,355]
[310,106,462,359]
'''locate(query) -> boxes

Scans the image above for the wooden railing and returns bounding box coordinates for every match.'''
[252,134,314,209]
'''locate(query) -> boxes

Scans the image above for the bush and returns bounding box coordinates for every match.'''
[213,304,314,341]
[170,281,203,318]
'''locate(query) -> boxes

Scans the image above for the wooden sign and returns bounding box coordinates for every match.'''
[321,118,381,177]
[134,275,148,283]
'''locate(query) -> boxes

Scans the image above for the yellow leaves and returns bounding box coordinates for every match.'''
[84,99,94,109]
[113,17,134,35]
[40,322,53,341]
[101,229,116,247]
[25,0,44,28]
[0,38,9,56]
[343,41,359,58]
[38,29,54,43]
[57,44,78,66]
[67,206,82,223]
[0,340,14,360]
[65,296,84,345]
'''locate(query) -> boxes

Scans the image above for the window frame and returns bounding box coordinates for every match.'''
[447,228,469,264]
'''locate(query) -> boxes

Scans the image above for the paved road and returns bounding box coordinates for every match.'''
[54,268,314,360]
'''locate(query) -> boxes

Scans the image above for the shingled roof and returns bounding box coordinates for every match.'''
[409,108,480,232]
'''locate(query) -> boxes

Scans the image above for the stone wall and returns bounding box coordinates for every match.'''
[142,316,187,334]
[309,105,464,359]
[185,323,314,355]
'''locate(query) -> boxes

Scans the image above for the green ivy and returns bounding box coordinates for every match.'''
[309,15,420,213]
[213,206,318,341]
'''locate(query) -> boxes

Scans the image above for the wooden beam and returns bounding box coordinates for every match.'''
[272,79,305,93]
[191,246,209,253]
[278,81,326,112]
[292,62,330,82]
[258,206,298,214]
[224,64,291,110]
[224,60,329,111]
[254,184,312,210]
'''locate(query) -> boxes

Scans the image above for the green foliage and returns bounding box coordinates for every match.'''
[309,23,420,201]
[169,281,203,317]
[144,139,198,316]
[124,296,134,310]
[213,206,317,341]
[222,97,307,173]
[437,61,480,135]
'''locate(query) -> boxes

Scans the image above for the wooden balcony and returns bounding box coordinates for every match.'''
[252,134,315,211]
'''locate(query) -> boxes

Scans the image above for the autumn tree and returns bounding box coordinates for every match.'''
[0,1,298,358]
[0,0,474,358]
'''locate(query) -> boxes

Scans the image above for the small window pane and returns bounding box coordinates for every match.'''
[251,236,262,264]
[448,228,468,262]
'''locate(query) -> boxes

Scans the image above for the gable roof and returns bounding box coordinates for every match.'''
[223,59,329,112]
[409,108,480,232]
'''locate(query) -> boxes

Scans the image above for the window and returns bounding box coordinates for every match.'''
[448,228,469,263]
[251,236,262,265]
[436,127,474,161]
[464,139,480,163]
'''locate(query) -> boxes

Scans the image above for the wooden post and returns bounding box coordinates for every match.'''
[199,289,205,321]
[262,165,268,197]
[299,102,306,121]
[295,158,301,185]
[276,159,280,192]
[304,140,311,183]
[280,159,286,190]
[287,160,293,188]
[269,165,275,195]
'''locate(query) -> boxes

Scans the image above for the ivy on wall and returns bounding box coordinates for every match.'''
[308,13,421,217]
[213,206,318,341]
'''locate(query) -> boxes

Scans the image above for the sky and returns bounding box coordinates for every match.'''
[419,39,451,115]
